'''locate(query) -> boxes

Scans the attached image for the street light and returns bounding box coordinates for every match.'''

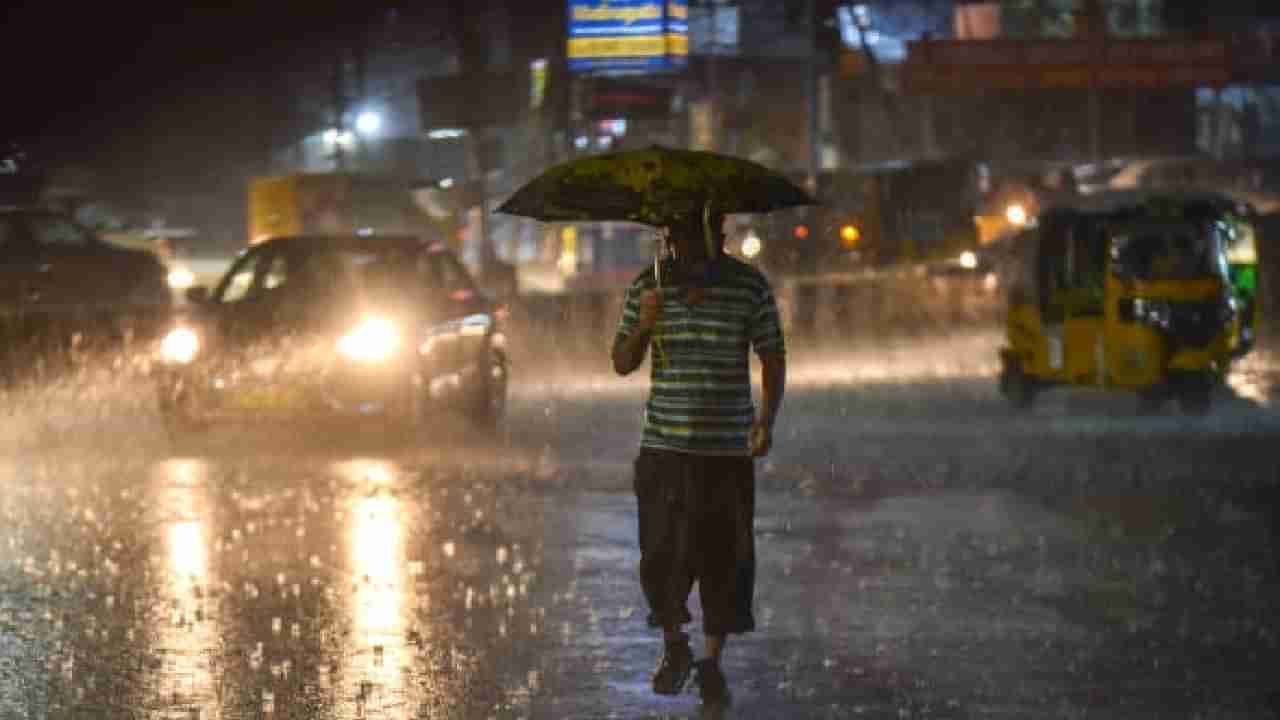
[356,111,382,136]
[323,128,355,148]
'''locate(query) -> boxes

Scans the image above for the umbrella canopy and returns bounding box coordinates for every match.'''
[495,145,815,226]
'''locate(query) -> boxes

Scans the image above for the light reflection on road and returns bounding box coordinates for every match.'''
[1,337,1277,719]
[339,459,415,718]
[151,458,219,715]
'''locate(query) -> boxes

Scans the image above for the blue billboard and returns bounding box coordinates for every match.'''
[568,0,689,75]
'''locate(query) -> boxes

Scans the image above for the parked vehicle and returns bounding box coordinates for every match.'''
[0,206,170,371]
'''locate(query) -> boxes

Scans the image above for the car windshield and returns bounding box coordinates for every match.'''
[1109,223,1220,282]
[302,246,421,299]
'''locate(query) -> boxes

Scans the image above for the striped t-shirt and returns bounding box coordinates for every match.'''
[615,256,785,456]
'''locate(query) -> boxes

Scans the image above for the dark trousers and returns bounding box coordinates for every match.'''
[633,448,756,636]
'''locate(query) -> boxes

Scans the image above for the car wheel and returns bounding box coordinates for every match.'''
[468,347,507,433]
[157,377,207,441]
[1136,387,1167,415]
[394,378,429,437]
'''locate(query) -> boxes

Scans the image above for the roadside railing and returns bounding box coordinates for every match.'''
[503,267,1008,368]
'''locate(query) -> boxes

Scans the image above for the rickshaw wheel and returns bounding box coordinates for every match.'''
[1136,387,1166,415]
[1177,384,1212,416]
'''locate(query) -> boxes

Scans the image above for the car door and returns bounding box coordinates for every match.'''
[208,245,282,353]
[415,246,491,384]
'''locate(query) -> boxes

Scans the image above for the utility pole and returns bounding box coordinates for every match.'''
[806,0,820,196]
[332,52,348,171]
[456,0,497,278]
[1079,0,1105,163]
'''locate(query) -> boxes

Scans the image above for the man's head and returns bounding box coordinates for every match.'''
[665,210,726,266]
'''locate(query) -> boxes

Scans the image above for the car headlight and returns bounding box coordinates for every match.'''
[336,316,401,363]
[167,265,197,290]
[161,327,200,364]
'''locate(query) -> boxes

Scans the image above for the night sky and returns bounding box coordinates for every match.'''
[4,1,1276,177]
[2,2,392,162]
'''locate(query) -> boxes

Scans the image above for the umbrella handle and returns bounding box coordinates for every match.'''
[652,245,668,369]
[703,199,715,260]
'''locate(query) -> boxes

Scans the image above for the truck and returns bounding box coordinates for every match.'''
[247,173,453,247]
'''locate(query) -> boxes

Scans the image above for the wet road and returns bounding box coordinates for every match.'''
[3,331,1280,719]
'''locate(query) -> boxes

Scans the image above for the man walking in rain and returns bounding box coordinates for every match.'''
[612,209,787,707]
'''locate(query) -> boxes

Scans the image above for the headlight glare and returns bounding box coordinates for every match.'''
[167,266,197,290]
[161,327,200,364]
[337,316,401,363]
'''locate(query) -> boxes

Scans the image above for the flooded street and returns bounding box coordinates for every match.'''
[2,332,1280,719]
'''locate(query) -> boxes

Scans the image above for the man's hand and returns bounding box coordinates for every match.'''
[749,419,773,457]
[637,289,662,331]
[613,289,663,376]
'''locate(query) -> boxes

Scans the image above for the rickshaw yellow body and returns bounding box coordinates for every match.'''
[1006,275,1233,392]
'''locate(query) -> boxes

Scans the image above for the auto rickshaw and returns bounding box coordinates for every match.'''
[997,191,1259,414]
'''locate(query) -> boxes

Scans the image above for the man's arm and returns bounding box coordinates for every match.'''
[757,351,786,428]
[750,350,786,456]
[747,276,787,457]
[612,288,660,375]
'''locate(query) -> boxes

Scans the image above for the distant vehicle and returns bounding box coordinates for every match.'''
[998,191,1258,415]
[247,173,448,246]
[758,159,982,276]
[153,234,508,434]
[1096,155,1280,214]
[1104,156,1244,194]
[0,206,170,355]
